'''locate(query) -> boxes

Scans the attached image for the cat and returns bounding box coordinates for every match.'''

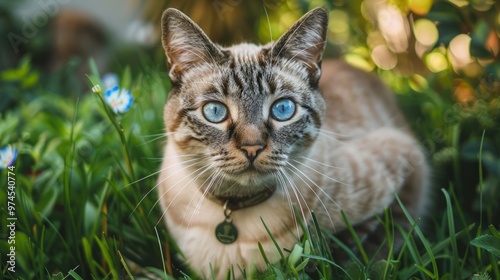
[157,7,429,279]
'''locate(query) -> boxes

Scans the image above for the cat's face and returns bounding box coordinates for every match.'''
[161,8,328,198]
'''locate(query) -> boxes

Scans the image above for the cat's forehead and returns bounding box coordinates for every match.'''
[225,43,265,64]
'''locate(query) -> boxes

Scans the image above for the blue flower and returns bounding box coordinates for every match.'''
[101,72,133,114]
[105,86,133,114]
[0,145,18,169]
[102,72,119,90]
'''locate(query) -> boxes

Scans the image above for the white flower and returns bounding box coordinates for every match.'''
[91,85,101,94]
[0,145,18,169]
[105,86,133,114]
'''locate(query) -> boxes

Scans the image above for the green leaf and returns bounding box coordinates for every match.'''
[94,236,119,279]
[427,2,463,23]
[1,56,31,81]
[369,260,393,280]
[470,235,500,257]
[470,272,493,280]
[489,225,500,238]
[294,258,310,272]
[88,58,102,85]
[435,23,462,47]
[471,20,489,43]
[35,185,58,217]
[21,71,39,89]
[470,20,492,58]
[341,210,369,264]
[345,262,366,280]
[68,269,84,280]
[121,66,132,91]
[460,140,497,161]
[288,243,303,267]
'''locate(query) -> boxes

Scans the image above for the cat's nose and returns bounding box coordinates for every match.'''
[240,144,264,162]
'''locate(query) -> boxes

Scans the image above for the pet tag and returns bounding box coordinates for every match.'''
[215,201,238,244]
[215,220,238,244]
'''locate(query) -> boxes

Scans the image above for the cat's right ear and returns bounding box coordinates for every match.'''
[161,9,224,84]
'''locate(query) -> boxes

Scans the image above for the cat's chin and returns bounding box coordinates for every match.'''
[210,169,277,198]
[230,172,270,185]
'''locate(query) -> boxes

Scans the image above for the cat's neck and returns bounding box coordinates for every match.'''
[207,187,276,211]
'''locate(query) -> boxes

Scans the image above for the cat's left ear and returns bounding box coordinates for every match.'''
[271,7,328,71]
[161,8,224,84]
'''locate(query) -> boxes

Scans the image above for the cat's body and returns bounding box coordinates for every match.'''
[157,8,428,279]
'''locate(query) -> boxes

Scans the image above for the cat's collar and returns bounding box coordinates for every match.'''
[210,188,275,211]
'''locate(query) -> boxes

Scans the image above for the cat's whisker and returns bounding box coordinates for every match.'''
[318,128,351,137]
[137,135,167,146]
[262,4,274,68]
[130,157,207,218]
[183,169,224,241]
[317,131,346,145]
[275,169,300,235]
[152,160,212,210]
[140,132,173,138]
[184,168,221,223]
[138,132,175,146]
[296,157,347,170]
[286,162,338,231]
[278,167,311,236]
[144,153,204,165]
[120,156,201,191]
[154,162,215,226]
[292,160,353,186]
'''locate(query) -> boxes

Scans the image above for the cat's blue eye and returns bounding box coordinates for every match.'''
[202,102,228,123]
[271,98,296,121]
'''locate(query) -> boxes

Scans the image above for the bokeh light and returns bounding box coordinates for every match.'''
[328,10,350,45]
[408,0,433,15]
[454,80,476,103]
[409,74,429,92]
[497,12,500,36]
[471,0,495,12]
[345,46,375,72]
[485,30,499,56]
[414,19,439,47]
[377,4,410,53]
[425,50,448,73]
[448,34,473,70]
[449,0,470,7]
[371,44,397,70]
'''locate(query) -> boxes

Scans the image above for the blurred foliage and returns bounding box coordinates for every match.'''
[0,0,499,279]
[1,54,171,278]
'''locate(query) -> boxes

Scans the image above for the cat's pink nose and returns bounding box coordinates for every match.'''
[240,145,264,162]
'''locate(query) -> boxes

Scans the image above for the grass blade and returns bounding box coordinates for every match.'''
[395,194,438,279]
[340,210,369,264]
[442,188,460,278]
